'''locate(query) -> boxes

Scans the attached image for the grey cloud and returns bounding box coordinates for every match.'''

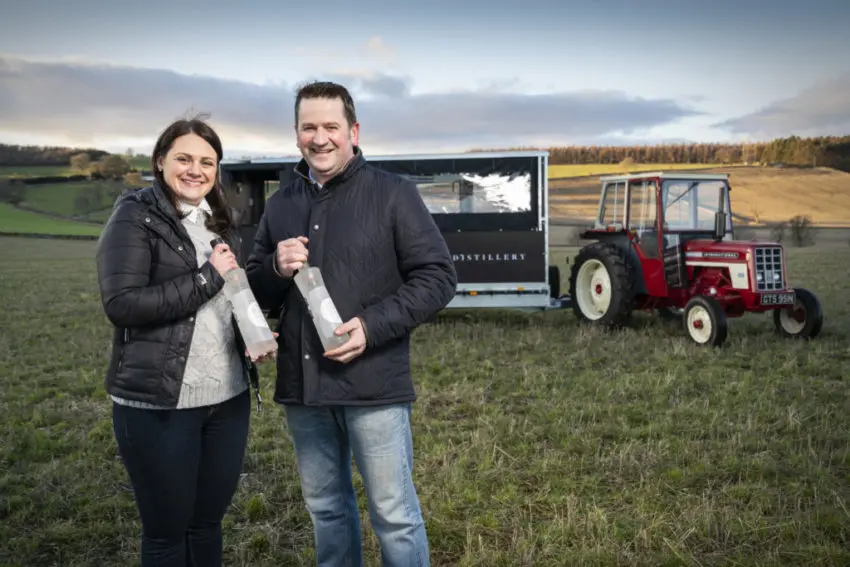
[714,73,850,137]
[0,56,701,153]
[315,72,411,99]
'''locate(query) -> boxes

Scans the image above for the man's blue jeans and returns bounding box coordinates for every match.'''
[284,402,430,567]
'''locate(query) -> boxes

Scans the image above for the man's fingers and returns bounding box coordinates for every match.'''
[334,322,356,335]
[324,343,354,357]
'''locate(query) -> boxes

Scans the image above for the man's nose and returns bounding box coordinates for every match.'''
[313,128,328,144]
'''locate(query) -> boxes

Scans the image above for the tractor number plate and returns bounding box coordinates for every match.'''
[760,292,796,306]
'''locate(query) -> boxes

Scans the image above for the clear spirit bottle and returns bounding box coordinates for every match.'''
[293,262,350,351]
[211,239,278,360]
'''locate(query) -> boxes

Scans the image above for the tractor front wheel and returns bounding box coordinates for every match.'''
[683,295,727,347]
[569,242,634,326]
[773,287,823,339]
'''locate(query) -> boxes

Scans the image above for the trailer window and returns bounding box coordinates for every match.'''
[402,172,531,214]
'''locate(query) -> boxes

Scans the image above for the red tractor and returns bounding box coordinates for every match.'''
[567,171,824,346]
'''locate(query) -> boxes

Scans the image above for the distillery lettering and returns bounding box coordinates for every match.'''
[452,252,528,262]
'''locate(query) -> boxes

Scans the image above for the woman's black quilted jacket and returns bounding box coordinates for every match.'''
[96,182,259,408]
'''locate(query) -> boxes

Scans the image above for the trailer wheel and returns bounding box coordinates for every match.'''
[569,242,634,326]
[773,287,823,339]
[548,265,561,298]
[683,295,727,347]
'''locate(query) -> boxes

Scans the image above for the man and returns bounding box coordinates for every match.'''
[246,81,457,567]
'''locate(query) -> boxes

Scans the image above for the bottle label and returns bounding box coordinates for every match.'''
[319,298,342,324]
[246,301,267,327]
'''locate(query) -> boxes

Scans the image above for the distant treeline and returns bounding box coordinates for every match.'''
[0,144,110,166]
[475,135,850,170]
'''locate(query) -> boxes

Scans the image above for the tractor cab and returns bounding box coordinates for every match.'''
[587,171,737,294]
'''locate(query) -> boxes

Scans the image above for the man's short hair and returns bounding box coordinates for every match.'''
[294,81,358,127]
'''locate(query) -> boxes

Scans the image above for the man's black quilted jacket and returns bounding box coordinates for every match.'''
[96,182,259,408]
[246,149,457,406]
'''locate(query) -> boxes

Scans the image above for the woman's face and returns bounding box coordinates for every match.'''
[157,133,218,205]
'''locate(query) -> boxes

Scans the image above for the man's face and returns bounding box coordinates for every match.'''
[295,97,359,184]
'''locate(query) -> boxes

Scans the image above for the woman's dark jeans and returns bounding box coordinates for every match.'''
[112,389,251,566]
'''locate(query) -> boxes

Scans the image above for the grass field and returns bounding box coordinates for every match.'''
[1,236,849,566]
[0,156,150,179]
[547,162,743,179]
[0,165,78,178]
[21,180,124,220]
[0,203,103,236]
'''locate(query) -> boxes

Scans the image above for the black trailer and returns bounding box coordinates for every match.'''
[219,150,569,310]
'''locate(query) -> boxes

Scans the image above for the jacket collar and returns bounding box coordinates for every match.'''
[150,180,183,222]
[294,146,366,190]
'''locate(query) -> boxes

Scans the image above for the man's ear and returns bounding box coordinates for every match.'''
[350,122,360,146]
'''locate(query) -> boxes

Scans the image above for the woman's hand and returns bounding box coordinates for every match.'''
[248,332,279,363]
[210,243,238,276]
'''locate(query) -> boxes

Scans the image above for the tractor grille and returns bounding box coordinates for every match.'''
[754,246,785,291]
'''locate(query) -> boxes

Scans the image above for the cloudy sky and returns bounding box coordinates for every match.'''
[1,0,849,157]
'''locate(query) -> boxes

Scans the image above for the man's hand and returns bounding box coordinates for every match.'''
[275,236,309,278]
[323,317,367,364]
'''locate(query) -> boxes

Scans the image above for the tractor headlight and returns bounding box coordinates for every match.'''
[757,273,764,282]
[773,272,781,281]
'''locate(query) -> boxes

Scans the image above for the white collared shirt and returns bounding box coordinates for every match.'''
[178,198,212,224]
[308,168,325,190]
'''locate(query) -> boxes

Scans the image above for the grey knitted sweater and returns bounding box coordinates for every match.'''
[111,199,247,410]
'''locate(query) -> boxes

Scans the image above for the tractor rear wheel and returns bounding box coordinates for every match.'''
[569,242,634,326]
[683,295,727,347]
[773,287,823,339]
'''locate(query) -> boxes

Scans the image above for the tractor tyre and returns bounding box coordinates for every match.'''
[569,241,634,327]
[683,295,727,347]
[773,287,823,340]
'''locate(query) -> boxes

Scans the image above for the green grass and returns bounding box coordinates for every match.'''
[1,156,149,179]
[1,236,849,565]
[0,203,103,236]
[0,165,77,178]
[21,181,123,219]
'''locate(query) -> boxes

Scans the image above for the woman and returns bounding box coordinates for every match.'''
[96,117,271,566]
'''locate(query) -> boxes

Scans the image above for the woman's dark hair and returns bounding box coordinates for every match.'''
[151,115,233,235]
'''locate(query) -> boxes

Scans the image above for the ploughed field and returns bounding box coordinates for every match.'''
[2,236,849,566]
